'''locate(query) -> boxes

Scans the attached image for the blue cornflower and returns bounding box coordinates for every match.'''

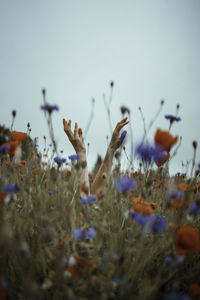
[0,144,10,154]
[188,203,200,216]
[80,198,88,204]
[48,191,53,195]
[2,184,19,193]
[167,189,183,200]
[80,195,97,204]
[165,252,184,266]
[134,213,151,226]
[87,195,96,203]
[41,104,59,114]
[84,228,96,239]
[165,115,181,122]
[68,154,80,161]
[54,157,66,164]
[164,293,190,300]
[144,215,168,235]
[135,143,164,164]
[60,150,64,153]
[115,176,136,193]
[73,229,84,239]
[120,130,127,143]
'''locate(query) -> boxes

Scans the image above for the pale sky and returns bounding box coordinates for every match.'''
[0,0,200,174]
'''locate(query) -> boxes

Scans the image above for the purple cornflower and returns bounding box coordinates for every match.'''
[87,195,97,203]
[54,157,66,164]
[2,184,19,193]
[167,189,183,200]
[165,252,184,266]
[131,212,150,226]
[165,115,181,122]
[115,176,136,193]
[73,229,84,239]
[188,203,200,216]
[80,198,88,204]
[48,191,53,195]
[68,154,80,161]
[144,214,168,235]
[80,195,97,204]
[164,293,190,300]
[41,104,59,114]
[0,144,10,154]
[84,228,96,239]
[198,162,200,171]
[135,143,163,164]
[120,130,127,142]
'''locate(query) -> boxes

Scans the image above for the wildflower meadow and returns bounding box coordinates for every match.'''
[0,87,200,300]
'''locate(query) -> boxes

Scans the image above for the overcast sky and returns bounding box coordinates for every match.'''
[1,0,200,174]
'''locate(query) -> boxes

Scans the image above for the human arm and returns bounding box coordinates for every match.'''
[90,117,129,199]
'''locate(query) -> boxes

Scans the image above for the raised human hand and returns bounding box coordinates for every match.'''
[109,117,129,152]
[63,119,86,154]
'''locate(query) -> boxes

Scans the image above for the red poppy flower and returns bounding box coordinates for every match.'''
[175,224,200,255]
[154,128,178,152]
[11,131,27,143]
[2,141,19,157]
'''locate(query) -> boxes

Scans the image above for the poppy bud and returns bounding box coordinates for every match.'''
[12,110,16,117]
[193,140,197,149]
[110,81,114,87]
[42,88,46,96]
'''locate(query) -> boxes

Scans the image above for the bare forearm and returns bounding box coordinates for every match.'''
[76,150,90,198]
[90,147,114,199]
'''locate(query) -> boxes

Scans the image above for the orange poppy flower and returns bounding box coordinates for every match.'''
[0,193,6,205]
[2,141,19,157]
[131,202,153,215]
[11,131,27,143]
[68,257,93,279]
[188,283,200,298]
[175,224,200,255]
[154,128,178,152]
[150,202,157,209]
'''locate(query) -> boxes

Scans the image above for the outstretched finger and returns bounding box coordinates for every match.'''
[74,122,78,137]
[115,117,129,133]
[63,118,73,138]
[78,128,83,140]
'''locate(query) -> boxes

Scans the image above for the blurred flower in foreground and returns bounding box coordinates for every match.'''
[54,157,66,164]
[188,283,200,299]
[187,203,200,216]
[80,195,97,205]
[1,141,19,157]
[154,128,178,152]
[68,154,80,161]
[164,293,190,300]
[165,115,181,122]
[120,130,127,143]
[0,144,10,154]
[41,104,59,114]
[115,176,136,193]
[175,224,200,255]
[131,212,168,235]
[2,184,19,193]
[135,143,163,164]
[11,131,27,143]
[165,252,184,266]
[73,228,96,240]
